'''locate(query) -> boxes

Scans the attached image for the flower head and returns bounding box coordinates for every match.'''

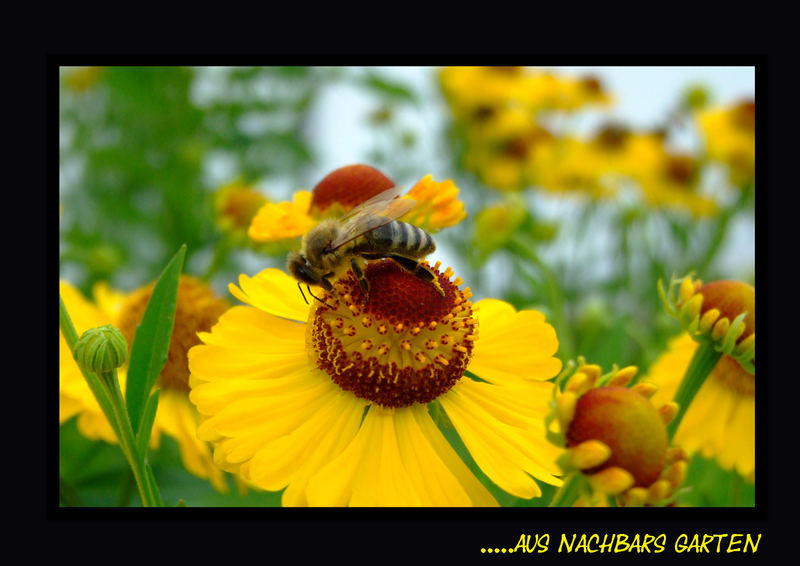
[660,275,755,374]
[60,276,231,491]
[189,263,565,506]
[636,152,718,217]
[248,164,466,244]
[696,99,755,187]
[214,180,269,241]
[546,362,687,506]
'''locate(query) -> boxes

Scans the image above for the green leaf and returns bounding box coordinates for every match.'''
[136,389,160,462]
[125,244,186,431]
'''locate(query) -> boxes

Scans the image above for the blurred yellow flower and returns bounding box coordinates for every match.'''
[214,180,269,241]
[439,66,612,119]
[696,100,755,187]
[637,153,718,217]
[60,276,231,492]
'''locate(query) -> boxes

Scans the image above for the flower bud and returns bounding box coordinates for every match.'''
[73,324,128,374]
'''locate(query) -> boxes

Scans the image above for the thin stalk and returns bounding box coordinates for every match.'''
[666,340,722,440]
[99,369,160,507]
[59,294,161,507]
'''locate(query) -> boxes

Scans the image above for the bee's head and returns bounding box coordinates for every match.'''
[287,251,321,286]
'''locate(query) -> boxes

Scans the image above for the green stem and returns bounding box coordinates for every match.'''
[548,473,587,507]
[59,295,120,439]
[667,340,722,441]
[99,369,160,507]
[60,294,161,507]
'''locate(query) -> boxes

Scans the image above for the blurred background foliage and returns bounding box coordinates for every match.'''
[59,65,755,507]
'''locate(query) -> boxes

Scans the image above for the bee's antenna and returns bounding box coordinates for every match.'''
[306,285,335,309]
[297,282,309,305]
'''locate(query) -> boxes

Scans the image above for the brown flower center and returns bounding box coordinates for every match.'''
[309,164,395,215]
[116,276,229,392]
[566,386,668,488]
[698,280,755,344]
[307,260,477,408]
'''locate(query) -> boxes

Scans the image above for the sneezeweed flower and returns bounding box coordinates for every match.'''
[438,66,612,121]
[247,164,466,244]
[528,136,614,198]
[214,179,269,244]
[695,99,755,187]
[660,275,755,374]
[636,153,718,217]
[546,362,687,507]
[188,262,565,506]
[59,275,232,492]
[655,275,755,481]
[463,123,554,192]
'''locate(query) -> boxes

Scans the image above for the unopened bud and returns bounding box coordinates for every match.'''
[73,324,128,374]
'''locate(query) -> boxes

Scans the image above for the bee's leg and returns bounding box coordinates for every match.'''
[350,257,370,303]
[387,254,445,296]
[307,278,335,308]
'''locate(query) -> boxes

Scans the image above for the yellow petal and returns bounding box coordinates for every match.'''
[409,405,498,506]
[469,299,561,385]
[245,388,366,501]
[438,379,562,499]
[157,389,228,492]
[228,269,310,322]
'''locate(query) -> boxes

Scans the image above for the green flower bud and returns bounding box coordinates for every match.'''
[73,324,128,374]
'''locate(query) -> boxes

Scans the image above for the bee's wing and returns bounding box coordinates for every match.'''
[329,186,416,250]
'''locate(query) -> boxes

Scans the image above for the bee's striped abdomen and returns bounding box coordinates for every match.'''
[360,220,435,258]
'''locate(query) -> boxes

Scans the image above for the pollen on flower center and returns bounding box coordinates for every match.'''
[307,259,477,408]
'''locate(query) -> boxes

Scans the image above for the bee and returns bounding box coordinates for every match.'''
[287,186,443,305]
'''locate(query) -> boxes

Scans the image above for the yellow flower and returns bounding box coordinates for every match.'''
[696,100,755,187]
[60,276,231,492]
[547,363,686,506]
[248,164,466,243]
[528,136,612,197]
[188,261,564,506]
[646,333,754,482]
[438,66,611,119]
[636,153,719,217]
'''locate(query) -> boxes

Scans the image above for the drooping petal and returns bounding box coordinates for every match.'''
[244,387,366,504]
[439,378,563,500]
[156,389,228,492]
